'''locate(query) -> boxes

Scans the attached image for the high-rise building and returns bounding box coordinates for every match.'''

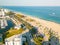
[0,9,8,28]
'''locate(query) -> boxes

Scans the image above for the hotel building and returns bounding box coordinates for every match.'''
[0,9,8,28]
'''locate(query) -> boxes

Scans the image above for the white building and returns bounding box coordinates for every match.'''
[5,34,26,45]
[0,9,8,28]
[14,37,22,45]
[5,40,13,45]
[0,9,5,18]
[14,22,26,30]
[14,24,21,29]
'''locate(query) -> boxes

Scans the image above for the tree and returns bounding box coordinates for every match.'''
[48,29,60,45]
[29,27,38,36]
[33,34,44,45]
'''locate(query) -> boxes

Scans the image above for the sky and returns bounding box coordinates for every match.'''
[0,0,60,6]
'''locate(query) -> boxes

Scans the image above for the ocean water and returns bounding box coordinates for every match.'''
[1,6,60,24]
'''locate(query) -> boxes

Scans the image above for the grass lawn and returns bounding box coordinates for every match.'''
[6,28,24,38]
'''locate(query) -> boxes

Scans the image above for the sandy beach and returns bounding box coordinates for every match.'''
[21,14,60,41]
[16,12,60,37]
[6,9,60,38]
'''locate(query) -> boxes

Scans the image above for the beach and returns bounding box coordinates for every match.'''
[16,12,60,37]
[5,9,60,41]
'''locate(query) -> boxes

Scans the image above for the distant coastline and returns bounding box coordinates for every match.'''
[1,6,60,24]
[12,10,60,36]
[4,8,60,24]
[1,7,60,25]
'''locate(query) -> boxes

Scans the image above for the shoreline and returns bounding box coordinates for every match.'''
[3,8,60,24]
[5,9,60,36]
[15,11,60,36]
[16,11,60,25]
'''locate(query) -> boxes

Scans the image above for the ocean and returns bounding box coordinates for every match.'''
[1,6,60,24]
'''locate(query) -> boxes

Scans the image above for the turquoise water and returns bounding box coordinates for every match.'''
[1,6,60,24]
